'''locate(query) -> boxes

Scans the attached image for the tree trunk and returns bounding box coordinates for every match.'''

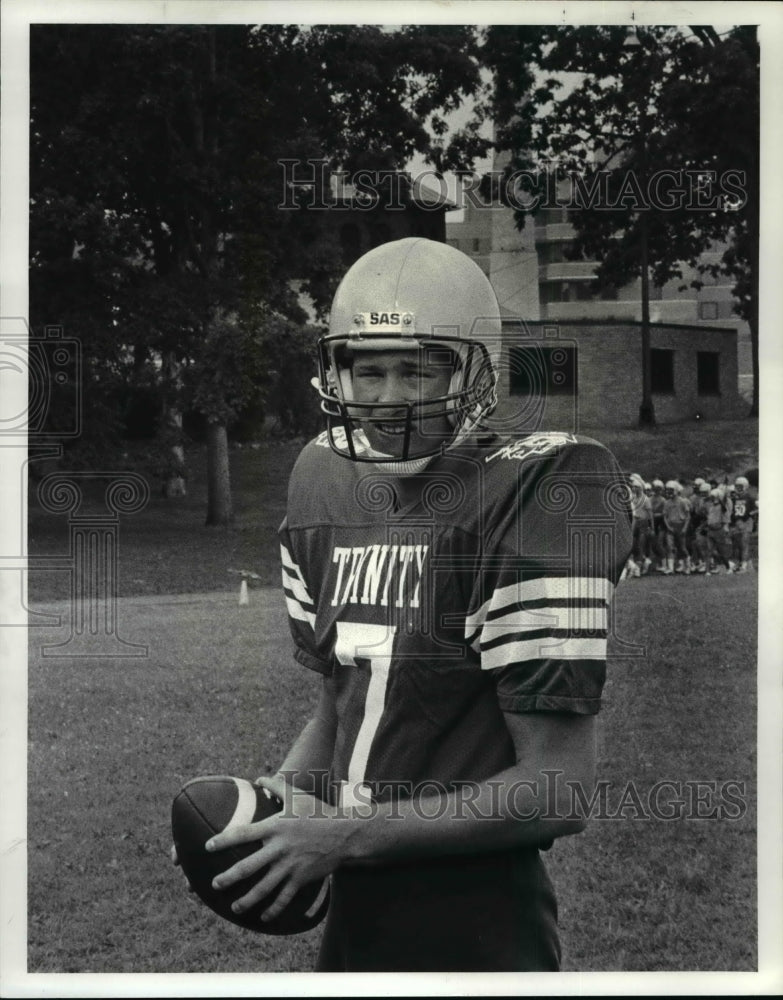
[161,352,187,498]
[205,421,233,526]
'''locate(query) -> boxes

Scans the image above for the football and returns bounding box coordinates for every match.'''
[171,775,330,935]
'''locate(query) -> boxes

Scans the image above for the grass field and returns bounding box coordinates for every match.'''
[27,574,757,973]
[25,417,760,973]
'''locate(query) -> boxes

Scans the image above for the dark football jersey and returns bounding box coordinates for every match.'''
[729,494,757,525]
[690,495,709,527]
[650,493,666,525]
[280,428,632,810]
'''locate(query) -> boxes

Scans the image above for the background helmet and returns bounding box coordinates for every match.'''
[665,479,680,495]
[734,476,749,493]
[315,238,501,463]
[652,478,664,490]
[698,481,711,494]
[709,488,723,500]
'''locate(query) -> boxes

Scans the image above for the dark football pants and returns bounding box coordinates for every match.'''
[314,849,561,972]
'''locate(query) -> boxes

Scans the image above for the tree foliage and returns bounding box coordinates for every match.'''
[479,24,759,415]
[30,23,486,520]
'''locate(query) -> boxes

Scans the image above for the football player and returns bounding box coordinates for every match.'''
[201,238,632,972]
[627,473,654,577]
[728,476,757,572]
[689,481,712,572]
[661,480,691,574]
[706,487,732,573]
[649,479,667,571]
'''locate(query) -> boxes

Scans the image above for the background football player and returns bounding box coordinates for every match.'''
[728,475,757,572]
[200,238,632,972]
[689,481,713,573]
[706,487,733,573]
[661,480,691,574]
[627,473,653,577]
[649,478,667,571]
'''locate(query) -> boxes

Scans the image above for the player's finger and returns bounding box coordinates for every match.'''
[260,879,300,923]
[254,774,289,802]
[211,840,282,891]
[231,867,292,917]
[206,817,274,853]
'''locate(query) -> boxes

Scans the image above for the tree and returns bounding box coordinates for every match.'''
[479,25,760,420]
[30,24,487,523]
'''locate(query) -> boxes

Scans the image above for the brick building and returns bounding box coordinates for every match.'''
[487,319,745,434]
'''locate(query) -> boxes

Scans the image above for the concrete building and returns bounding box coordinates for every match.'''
[447,187,749,428]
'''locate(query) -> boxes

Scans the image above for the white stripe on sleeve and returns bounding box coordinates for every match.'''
[285,594,316,628]
[280,544,315,600]
[481,635,608,670]
[465,576,614,653]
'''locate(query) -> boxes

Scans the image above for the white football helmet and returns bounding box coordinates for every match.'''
[734,476,749,494]
[314,238,501,464]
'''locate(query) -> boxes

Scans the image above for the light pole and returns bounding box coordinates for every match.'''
[624,27,656,428]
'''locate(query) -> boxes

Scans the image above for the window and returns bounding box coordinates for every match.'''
[509,345,577,396]
[541,242,567,264]
[697,351,721,396]
[650,349,675,394]
[540,282,572,303]
[699,301,719,321]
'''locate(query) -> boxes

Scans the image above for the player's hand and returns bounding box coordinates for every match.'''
[205,774,352,923]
